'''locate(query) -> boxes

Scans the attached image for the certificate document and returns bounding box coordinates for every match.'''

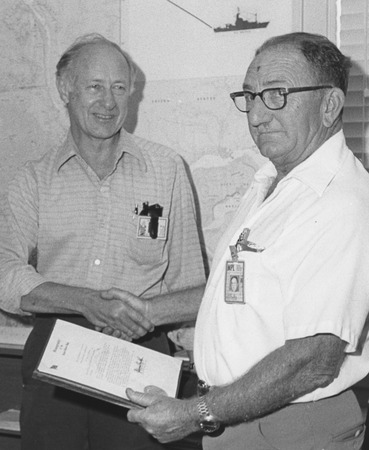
[33,319,183,408]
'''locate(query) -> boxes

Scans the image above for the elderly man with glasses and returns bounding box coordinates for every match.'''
[106,32,369,450]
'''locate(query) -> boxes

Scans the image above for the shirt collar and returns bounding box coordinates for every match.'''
[254,130,347,197]
[54,129,147,173]
[285,130,347,196]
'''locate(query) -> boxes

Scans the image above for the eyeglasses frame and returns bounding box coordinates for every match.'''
[230,85,333,113]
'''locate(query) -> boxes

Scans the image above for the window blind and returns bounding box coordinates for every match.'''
[339,0,369,166]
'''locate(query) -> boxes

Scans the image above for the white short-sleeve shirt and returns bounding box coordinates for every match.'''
[194,131,369,402]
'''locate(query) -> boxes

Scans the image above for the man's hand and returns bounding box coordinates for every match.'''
[126,387,199,443]
[82,288,154,341]
[20,282,154,340]
[94,325,132,340]
[168,327,195,350]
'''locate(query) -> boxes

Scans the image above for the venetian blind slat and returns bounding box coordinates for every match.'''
[340,0,369,166]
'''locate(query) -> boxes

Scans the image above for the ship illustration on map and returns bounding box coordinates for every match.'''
[165,1,269,34]
[214,8,269,33]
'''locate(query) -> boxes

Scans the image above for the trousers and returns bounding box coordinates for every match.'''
[203,389,365,450]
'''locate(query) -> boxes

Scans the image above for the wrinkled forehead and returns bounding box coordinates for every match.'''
[244,46,314,89]
[68,43,131,87]
[76,43,128,70]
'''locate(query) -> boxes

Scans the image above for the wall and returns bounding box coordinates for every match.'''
[0,0,121,192]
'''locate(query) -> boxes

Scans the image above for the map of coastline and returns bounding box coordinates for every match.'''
[134,76,266,260]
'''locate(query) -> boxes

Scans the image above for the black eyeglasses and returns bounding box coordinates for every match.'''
[230,85,333,113]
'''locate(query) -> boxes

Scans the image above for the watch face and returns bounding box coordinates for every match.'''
[200,420,220,434]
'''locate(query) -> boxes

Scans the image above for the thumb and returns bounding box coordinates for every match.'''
[144,385,168,396]
[126,388,159,408]
[100,290,114,300]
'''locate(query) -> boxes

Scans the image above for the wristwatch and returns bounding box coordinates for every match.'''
[197,394,221,434]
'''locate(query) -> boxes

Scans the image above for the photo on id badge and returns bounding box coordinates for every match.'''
[137,216,168,240]
[225,261,245,304]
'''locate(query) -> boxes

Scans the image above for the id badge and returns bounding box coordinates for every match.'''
[137,216,168,240]
[224,260,245,304]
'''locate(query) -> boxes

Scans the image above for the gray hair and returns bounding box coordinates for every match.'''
[256,32,351,95]
[56,33,137,93]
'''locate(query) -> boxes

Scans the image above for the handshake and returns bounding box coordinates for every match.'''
[91,287,196,355]
[91,287,154,341]
[79,283,204,345]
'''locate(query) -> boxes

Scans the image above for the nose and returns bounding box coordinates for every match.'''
[247,96,273,127]
[102,88,117,109]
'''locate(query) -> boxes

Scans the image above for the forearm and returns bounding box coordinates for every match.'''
[204,334,346,426]
[95,284,205,341]
[21,282,154,339]
[20,281,95,315]
[0,252,45,316]
[126,334,346,443]
[147,284,206,326]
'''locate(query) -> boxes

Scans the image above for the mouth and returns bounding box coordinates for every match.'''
[258,128,277,134]
[93,113,115,121]
[258,130,282,138]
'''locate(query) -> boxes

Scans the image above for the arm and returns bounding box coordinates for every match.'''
[21,282,154,340]
[0,170,44,315]
[148,284,205,325]
[106,284,206,326]
[126,333,346,443]
[0,168,152,339]
[98,284,205,338]
[160,154,206,292]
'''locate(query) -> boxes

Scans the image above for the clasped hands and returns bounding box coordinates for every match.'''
[91,288,154,341]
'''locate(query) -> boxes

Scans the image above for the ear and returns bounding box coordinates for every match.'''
[321,87,345,128]
[56,75,71,105]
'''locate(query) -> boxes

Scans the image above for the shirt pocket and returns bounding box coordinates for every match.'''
[127,228,167,269]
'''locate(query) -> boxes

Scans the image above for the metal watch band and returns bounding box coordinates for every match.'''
[197,395,221,434]
[197,396,211,418]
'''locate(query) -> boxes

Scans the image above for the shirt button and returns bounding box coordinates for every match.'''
[94,259,101,266]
